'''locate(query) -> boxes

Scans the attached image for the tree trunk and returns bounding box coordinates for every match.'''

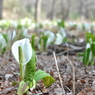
[35,0,42,22]
[0,0,3,19]
[61,0,71,20]
[50,0,57,20]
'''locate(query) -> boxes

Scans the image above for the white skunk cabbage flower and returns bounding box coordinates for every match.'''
[86,43,91,49]
[22,29,28,37]
[54,33,63,45]
[59,27,67,38]
[44,30,55,45]
[21,18,32,26]
[12,38,32,65]
[8,30,16,41]
[0,33,7,48]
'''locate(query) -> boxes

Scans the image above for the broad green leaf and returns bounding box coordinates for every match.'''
[33,70,50,82]
[83,48,92,65]
[17,80,29,95]
[42,76,55,87]
[25,49,36,81]
[91,43,95,56]
[33,70,55,87]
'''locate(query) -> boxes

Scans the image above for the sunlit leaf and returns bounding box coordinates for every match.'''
[17,80,29,95]
[83,48,92,65]
[33,70,55,87]
[91,42,95,56]
[42,76,55,87]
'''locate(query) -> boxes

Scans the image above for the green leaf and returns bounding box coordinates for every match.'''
[83,48,92,65]
[25,49,36,82]
[78,57,83,60]
[91,43,95,56]
[33,70,55,87]
[28,79,36,89]
[17,81,29,95]
[90,61,94,66]
[2,33,8,43]
[86,32,95,43]
[77,53,84,56]
[2,47,6,54]
[31,34,36,50]
[42,76,55,87]
[33,70,50,82]
[57,20,65,28]
[40,33,48,51]
[12,81,18,86]
[89,54,94,66]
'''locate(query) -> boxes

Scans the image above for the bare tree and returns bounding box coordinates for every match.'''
[49,0,57,20]
[35,0,42,22]
[61,0,71,20]
[0,0,3,19]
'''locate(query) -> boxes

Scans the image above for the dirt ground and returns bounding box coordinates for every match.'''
[0,46,95,95]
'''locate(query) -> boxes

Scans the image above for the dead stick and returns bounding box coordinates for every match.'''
[66,57,75,95]
[53,52,65,95]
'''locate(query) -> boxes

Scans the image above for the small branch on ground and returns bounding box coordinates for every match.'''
[66,56,75,95]
[53,52,66,95]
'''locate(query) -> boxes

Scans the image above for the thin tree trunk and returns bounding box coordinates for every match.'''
[0,0,3,19]
[35,0,42,22]
[50,0,57,20]
[61,0,71,20]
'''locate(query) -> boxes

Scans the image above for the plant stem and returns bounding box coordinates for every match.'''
[40,39,44,52]
[20,63,23,80]
[18,46,23,80]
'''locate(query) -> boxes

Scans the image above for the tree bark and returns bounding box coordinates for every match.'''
[61,0,71,20]
[0,0,3,19]
[35,0,42,22]
[50,0,57,20]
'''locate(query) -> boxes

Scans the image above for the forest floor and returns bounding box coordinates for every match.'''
[0,41,95,95]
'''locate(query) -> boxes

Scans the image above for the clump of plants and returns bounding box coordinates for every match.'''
[11,38,55,95]
[83,33,95,65]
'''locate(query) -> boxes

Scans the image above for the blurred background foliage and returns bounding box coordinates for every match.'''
[0,0,95,21]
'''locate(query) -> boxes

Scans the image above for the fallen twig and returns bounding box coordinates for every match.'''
[66,56,75,95]
[53,52,66,95]
[56,47,85,56]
